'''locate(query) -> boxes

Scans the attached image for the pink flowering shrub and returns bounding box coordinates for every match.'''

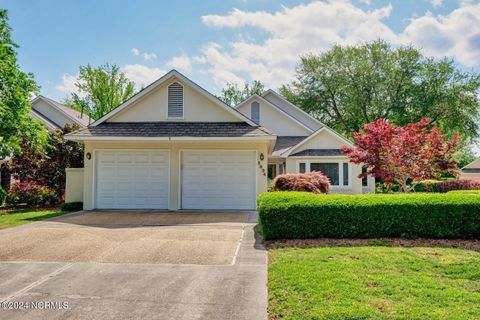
[272,172,331,194]
[7,181,60,207]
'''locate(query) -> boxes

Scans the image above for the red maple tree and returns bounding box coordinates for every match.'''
[341,118,459,192]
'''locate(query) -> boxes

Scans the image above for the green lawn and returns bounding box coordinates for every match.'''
[0,208,69,230]
[269,246,480,319]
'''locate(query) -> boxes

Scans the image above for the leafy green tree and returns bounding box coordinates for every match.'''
[218,80,265,107]
[0,9,48,158]
[66,64,135,120]
[281,40,480,143]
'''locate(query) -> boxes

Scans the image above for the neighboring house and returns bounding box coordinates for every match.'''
[235,91,375,195]
[31,95,91,131]
[65,70,372,211]
[460,157,480,179]
[0,96,90,171]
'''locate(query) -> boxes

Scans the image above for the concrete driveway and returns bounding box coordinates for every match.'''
[0,211,266,320]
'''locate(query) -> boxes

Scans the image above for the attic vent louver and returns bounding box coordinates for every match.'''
[168,82,184,118]
[251,101,260,124]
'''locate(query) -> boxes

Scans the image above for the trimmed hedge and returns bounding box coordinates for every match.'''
[258,192,480,240]
[448,190,480,194]
[61,202,83,211]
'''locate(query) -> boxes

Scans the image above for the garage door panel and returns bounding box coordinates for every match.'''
[96,150,169,209]
[117,153,133,164]
[182,150,256,210]
[98,152,115,163]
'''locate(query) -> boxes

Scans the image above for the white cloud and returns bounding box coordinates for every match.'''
[131,47,140,56]
[55,73,84,97]
[143,52,158,61]
[166,54,193,72]
[122,64,165,88]
[190,1,480,89]
[131,48,158,61]
[428,0,443,7]
[403,3,480,66]
[198,1,396,88]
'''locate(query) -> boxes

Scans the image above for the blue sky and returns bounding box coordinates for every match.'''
[3,0,480,101]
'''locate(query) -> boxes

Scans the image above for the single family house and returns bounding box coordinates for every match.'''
[65,70,374,211]
[460,157,480,179]
[31,95,91,131]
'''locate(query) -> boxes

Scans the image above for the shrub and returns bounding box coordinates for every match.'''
[412,180,440,192]
[436,179,480,193]
[6,181,60,207]
[258,192,480,240]
[0,186,6,206]
[8,124,84,197]
[61,202,83,211]
[272,172,330,194]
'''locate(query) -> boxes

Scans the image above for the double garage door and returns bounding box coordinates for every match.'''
[95,150,256,210]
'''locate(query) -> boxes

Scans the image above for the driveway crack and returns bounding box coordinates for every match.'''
[0,263,74,303]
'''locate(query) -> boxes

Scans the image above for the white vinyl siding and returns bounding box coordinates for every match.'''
[167,82,184,118]
[95,150,169,209]
[181,150,256,210]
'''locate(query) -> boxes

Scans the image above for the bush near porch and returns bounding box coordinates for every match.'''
[258,192,480,240]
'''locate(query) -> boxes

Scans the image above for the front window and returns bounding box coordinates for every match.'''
[310,163,339,186]
[343,163,349,186]
[362,166,369,187]
[299,162,306,173]
[301,161,350,187]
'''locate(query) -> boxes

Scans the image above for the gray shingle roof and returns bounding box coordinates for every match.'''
[272,136,308,157]
[462,168,480,173]
[290,149,345,157]
[69,122,273,138]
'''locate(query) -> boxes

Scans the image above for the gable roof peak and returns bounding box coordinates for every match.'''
[91,69,256,127]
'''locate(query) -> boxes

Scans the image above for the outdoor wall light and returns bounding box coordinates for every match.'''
[259,153,265,161]
[86,152,92,160]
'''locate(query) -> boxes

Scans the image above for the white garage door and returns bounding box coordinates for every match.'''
[181,150,256,210]
[95,150,169,209]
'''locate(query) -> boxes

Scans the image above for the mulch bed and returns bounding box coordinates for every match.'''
[264,238,480,252]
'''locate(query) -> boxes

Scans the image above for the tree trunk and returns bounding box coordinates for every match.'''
[399,178,410,193]
[0,165,11,191]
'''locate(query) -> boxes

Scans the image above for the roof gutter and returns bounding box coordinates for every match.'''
[64,135,277,142]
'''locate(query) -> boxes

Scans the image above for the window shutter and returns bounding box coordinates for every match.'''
[168,82,184,118]
[251,102,260,124]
